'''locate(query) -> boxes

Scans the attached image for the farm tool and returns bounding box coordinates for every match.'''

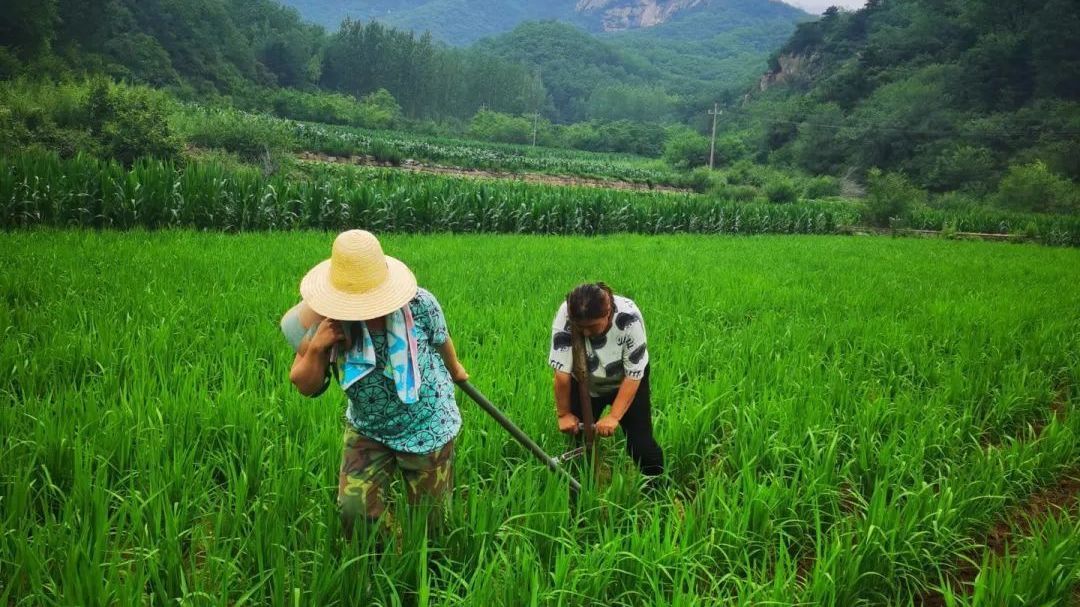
[452,327,605,499]
[455,380,585,496]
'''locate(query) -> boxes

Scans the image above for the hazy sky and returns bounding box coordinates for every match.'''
[785,0,866,14]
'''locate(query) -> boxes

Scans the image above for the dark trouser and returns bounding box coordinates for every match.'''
[570,367,664,478]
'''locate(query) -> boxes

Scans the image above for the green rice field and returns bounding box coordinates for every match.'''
[2,231,1079,605]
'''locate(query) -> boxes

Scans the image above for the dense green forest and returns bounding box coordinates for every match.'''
[275,0,805,48]
[1,0,1079,213]
[0,0,798,124]
[280,0,584,45]
[716,0,1080,210]
[0,0,544,119]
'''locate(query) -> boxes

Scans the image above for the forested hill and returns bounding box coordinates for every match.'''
[0,0,546,119]
[727,0,1080,204]
[474,0,808,122]
[277,0,807,46]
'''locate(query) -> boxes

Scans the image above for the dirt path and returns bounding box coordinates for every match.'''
[920,387,1078,606]
[843,226,1017,243]
[792,387,1078,602]
[919,472,1080,607]
[295,151,691,194]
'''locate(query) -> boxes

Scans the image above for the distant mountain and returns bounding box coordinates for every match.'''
[279,0,809,120]
[280,0,807,46]
[731,0,1080,196]
[282,0,580,43]
[603,0,808,95]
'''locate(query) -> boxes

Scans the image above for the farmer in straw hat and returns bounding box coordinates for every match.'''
[282,230,468,538]
[550,282,664,486]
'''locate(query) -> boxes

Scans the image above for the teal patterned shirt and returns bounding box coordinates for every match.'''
[342,288,461,454]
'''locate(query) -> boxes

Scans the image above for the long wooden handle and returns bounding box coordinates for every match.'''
[455,380,582,495]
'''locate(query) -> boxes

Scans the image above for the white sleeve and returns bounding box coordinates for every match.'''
[280,305,309,353]
[621,303,649,380]
[548,303,573,374]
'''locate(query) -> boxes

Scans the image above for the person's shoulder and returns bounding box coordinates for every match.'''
[410,286,444,313]
[412,286,437,303]
[612,295,645,331]
[553,300,569,324]
[613,294,640,313]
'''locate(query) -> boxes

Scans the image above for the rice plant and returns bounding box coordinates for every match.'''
[1,232,1078,606]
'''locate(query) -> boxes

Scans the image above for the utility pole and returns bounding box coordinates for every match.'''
[532,66,542,147]
[708,102,721,170]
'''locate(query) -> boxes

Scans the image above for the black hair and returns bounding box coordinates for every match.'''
[565,282,614,323]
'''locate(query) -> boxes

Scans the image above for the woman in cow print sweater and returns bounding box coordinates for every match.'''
[548,282,664,482]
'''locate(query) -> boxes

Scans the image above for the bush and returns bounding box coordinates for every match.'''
[711,135,749,168]
[357,89,402,129]
[174,106,295,161]
[93,82,182,164]
[803,176,842,199]
[370,140,404,166]
[561,120,667,156]
[930,191,983,212]
[995,161,1079,214]
[0,78,180,163]
[679,167,718,193]
[258,87,402,129]
[924,144,997,194]
[468,110,536,145]
[715,184,760,203]
[0,46,22,79]
[765,178,800,204]
[865,168,927,227]
[724,160,769,187]
[663,127,710,169]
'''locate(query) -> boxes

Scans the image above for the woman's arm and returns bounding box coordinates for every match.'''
[281,302,325,352]
[553,371,579,434]
[437,336,469,382]
[596,377,642,437]
[290,319,345,396]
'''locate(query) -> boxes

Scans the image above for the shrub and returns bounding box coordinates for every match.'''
[714,184,760,203]
[370,140,404,166]
[663,127,710,169]
[803,176,842,199]
[711,135,749,168]
[468,110,535,145]
[765,178,799,204]
[96,84,182,164]
[680,167,718,193]
[865,168,927,227]
[561,120,667,156]
[0,46,22,79]
[924,144,997,194]
[0,78,180,163]
[995,161,1078,214]
[174,106,294,161]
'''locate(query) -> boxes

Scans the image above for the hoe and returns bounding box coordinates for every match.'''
[454,329,601,497]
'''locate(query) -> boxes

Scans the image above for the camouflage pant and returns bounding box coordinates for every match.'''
[338,426,454,535]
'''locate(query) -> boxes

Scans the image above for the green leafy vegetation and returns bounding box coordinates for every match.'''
[0,150,862,234]
[722,0,1080,206]
[2,231,1078,604]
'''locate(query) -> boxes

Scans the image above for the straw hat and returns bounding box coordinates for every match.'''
[300,230,417,321]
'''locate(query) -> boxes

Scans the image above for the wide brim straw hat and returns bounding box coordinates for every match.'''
[300,230,418,321]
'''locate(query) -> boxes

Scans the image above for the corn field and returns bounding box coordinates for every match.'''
[290,121,678,185]
[171,106,681,186]
[0,152,859,235]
